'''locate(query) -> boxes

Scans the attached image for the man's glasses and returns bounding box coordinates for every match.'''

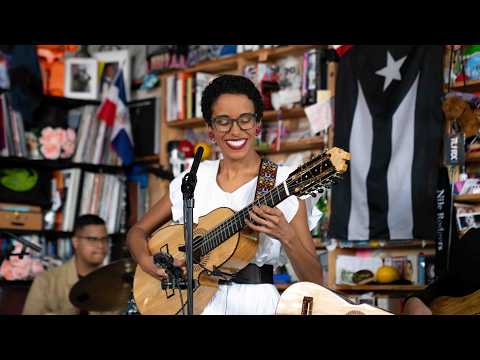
[78,236,109,245]
[211,113,258,133]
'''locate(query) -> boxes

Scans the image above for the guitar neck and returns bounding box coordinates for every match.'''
[199,182,290,255]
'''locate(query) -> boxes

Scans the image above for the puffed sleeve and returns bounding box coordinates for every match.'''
[169,170,188,223]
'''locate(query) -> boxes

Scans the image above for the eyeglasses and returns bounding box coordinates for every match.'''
[211,113,259,133]
[78,236,109,245]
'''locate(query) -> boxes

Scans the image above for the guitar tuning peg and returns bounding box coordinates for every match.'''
[310,193,317,198]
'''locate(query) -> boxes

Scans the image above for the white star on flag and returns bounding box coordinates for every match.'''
[375,51,407,91]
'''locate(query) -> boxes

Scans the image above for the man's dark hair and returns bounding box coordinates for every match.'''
[73,214,106,235]
[201,74,264,125]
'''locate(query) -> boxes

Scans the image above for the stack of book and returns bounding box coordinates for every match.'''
[0,93,28,157]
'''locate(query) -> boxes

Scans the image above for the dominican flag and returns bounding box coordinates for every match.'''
[329,46,444,241]
[97,69,135,166]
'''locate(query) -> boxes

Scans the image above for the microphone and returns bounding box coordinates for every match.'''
[189,146,204,178]
[181,146,203,198]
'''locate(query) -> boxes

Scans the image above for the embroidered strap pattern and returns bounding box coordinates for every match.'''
[254,159,278,200]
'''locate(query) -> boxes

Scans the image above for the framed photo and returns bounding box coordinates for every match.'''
[94,49,130,101]
[64,58,98,100]
[456,208,480,231]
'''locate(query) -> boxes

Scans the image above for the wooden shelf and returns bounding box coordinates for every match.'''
[454,194,480,203]
[333,284,427,292]
[162,45,320,76]
[166,107,307,129]
[167,117,206,129]
[263,107,306,122]
[445,79,480,93]
[242,45,322,63]
[336,239,435,249]
[256,137,324,155]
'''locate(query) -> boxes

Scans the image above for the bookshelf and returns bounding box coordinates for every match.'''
[162,45,321,76]
[151,45,330,201]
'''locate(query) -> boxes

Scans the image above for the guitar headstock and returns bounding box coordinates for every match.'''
[286,147,351,198]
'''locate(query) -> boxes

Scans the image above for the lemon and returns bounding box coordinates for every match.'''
[376,266,400,284]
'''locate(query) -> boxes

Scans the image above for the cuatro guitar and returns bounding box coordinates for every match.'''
[133,147,350,315]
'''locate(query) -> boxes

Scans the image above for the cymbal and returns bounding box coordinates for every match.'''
[69,258,135,312]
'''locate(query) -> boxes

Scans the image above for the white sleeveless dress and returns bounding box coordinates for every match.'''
[169,160,322,315]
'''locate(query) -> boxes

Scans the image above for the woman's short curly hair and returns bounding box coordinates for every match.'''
[201,74,264,125]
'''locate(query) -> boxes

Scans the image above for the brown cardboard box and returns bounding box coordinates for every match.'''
[0,203,42,231]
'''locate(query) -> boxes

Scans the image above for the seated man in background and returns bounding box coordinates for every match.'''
[403,227,480,315]
[23,214,112,315]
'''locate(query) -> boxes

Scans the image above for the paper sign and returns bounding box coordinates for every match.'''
[304,96,333,135]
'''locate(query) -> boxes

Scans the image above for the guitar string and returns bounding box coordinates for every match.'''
[192,161,337,253]
[192,159,338,253]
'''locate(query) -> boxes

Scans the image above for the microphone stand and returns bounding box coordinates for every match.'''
[180,146,204,315]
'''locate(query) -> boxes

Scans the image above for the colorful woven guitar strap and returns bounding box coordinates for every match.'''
[254,158,278,201]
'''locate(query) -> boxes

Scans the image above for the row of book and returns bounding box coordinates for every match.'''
[165,47,331,122]
[0,93,28,157]
[165,72,215,122]
[70,105,121,165]
[79,171,127,234]
[49,169,126,234]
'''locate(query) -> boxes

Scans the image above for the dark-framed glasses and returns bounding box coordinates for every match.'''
[78,236,110,245]
[211,112,258,133]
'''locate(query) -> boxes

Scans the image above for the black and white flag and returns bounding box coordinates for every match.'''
[329,45,444,241]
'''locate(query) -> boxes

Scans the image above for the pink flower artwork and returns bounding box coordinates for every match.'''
[39,127,77,160]
[41,142,61,160]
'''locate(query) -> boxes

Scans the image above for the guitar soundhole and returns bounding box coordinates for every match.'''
[345,310,365,315]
